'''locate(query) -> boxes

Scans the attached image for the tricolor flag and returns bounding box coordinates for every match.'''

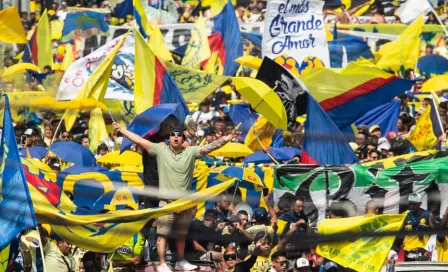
[22,9,52,70]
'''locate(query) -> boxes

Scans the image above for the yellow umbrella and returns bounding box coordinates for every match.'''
[2,63,40,77]
[235,55,262,70]
[232,77,288,130]
[208,142,253,158]
[111,164,143,172]
[421,74,448,92]
[97,150,142,165]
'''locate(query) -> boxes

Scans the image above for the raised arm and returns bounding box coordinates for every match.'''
[112,122,153,153]
[199,130,240,157]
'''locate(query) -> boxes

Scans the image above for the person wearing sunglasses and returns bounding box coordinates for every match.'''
[112,122,240,272]
[270,251,288,272]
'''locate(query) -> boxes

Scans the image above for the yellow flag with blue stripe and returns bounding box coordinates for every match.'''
[317,214,407,272]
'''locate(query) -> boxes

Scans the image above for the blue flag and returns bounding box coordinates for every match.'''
[229,103,259,139]
[62,11,110,42]
[0,95,37,248]
[213,0,243,76]
[114,0,133,18]
[302,94,359,165]
[329,36,374,68]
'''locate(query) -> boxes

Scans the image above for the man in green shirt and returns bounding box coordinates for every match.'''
[112,122,239,272]
[109,232,145,272]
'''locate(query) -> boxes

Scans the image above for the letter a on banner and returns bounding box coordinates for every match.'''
[262,0,330,77]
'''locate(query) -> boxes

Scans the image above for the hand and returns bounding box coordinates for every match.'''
[234,222,242,230]
[255,239,263,248]
[297,219,305,225]
[112,122,122,133]
[444,206,448,216]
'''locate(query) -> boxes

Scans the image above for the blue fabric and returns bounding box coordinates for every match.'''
[120,103,180,152]
[304,94,359,165]
[19,146,48,160]
[229,103,259,139]
[348,100,401,137]
[329,36,374,68]
[276,147,302,158]
[212,0,243,76]
[160,70,189,124]
[324,0,343,9]
[50,141,97,167]
[429,97,444,137]
[417,54,448,77]
[63,165,108,174]
[0,95,37,248]
[26,69,49,84]
[327,78,415,130]
[114,0,133,18]
[134,1,148,38]
[172,43,187,57]
[244,149,291,164]
[241,31,262,48]
[270,129,285,148]
[62,11,109,38]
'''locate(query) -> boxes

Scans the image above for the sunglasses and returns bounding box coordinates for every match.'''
[275,260,288,267]
[170,132,184,137]
[224,254,237,261]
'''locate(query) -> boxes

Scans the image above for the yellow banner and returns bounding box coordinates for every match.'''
[409,105,438,151]
[317,214,406,272]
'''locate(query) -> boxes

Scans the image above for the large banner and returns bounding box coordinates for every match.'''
[262,0,330,67]
[274,157,448,226]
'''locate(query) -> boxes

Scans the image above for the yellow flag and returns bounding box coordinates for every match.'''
[408,103,441,151]
[63,32,129,131]
[148,25,173,62]
[0,6,27,44]
[376,16,423,72]
[0,243,10,272]
[164,61,229,104]
[204,0,236,17]
[61,44,74,71]
[317,214,407,272]
[134,29,156,114]
[50,19,63,40]
[204,50,224,75]
[89,108,108,153]
[36,9,53,70]
[181,14,211,69]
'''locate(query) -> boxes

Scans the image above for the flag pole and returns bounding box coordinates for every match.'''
[50,117,64,146]
[35,226,48,272]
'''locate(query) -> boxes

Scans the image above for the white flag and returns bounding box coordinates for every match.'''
[396,0,432,24]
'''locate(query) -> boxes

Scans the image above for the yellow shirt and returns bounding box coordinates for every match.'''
[250,246,278,272]
[108,233,145,262]
[437,237,448,262]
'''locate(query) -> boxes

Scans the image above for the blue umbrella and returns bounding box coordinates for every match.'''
[50,141,96,166]
[417,55,448,77]
[276,147,302,158]
[120,103,180,152]
[19,146,48,159]
[63,165,107,174]
[244,148,291,164]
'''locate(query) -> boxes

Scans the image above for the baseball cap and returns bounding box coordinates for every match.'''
[408,193,422,204]
[386,131,397,140]
[369,125,380,133]
[294,258,310,269]
[324,262,338,270]
[253,207,268,221]
[227,215,240,223]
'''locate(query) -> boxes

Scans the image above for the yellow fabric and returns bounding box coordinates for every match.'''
[165,61,230,104]
[133,0,152,35]
[316,214,406,272]
[97,151,142,165]
[245,116,277,152]
[437,238,448,262]
[89,108,108,153]
[422,75,448,92]
[409,104,438,151]
[0,6,27,44]
[203,50,224,75]
[61,44,74,71]
[182,14,210,69]
[235,56,262,70]
[50,19,63,41]
[64,32,129,131]
[108,232,145,261]
[208,142,253,158]
[36,10,53,70]
[376,16,423,72]
[2,63,40,77]
[134,29,156,114]
[147,25,173,62]
[0,243,10,271]
[362,150,438,168]
[233,77,288,130]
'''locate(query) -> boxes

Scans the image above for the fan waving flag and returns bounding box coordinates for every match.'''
[0,95,37,248]
[61,10,110,42]
[212,0,243,76]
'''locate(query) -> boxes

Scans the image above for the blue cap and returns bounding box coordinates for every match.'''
[253,207,268,221]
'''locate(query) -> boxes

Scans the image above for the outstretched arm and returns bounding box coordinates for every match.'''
[199,130,240,156]
[112,122,153,153]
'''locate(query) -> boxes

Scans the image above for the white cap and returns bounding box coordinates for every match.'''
[294,258,309,269]
[408,193,422,203]
[378,138,391,151]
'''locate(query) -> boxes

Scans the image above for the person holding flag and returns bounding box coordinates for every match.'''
[112,122,240,272]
